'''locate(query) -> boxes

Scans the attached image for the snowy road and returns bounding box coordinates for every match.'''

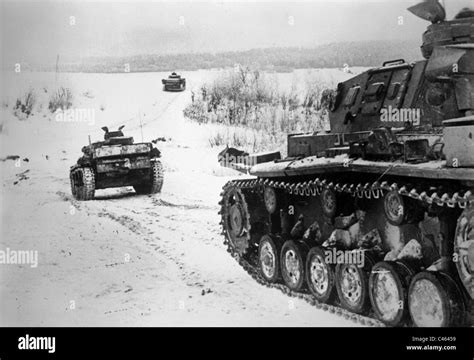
[0,70,357,326]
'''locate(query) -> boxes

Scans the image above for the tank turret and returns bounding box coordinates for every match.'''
[99,125,134,145]
[312,0,474,142]
[408,1,474,59]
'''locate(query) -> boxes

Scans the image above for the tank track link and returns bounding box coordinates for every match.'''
[219,177,474,327]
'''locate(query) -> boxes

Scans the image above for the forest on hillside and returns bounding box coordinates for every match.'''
[21,40,421,73]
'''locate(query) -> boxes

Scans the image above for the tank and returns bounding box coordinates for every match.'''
[70,126,164,200]
[218,1,474,327]
[162,72,186,92]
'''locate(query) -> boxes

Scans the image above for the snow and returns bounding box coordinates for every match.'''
[0,69,359,326]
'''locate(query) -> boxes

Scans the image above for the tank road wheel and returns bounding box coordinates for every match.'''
[258,235,282,283]
[369,261,414,326]
[263,187,278,214]
[335,252,374,314]
[70,167,95,201]
[454,207,474,301]
[220,184,252,257]
[306,247,336,303]
[408,271,466,327]
[134,160,164,195]
[280,240,308,291]
[321,188,337,218]
[383,190,405,226]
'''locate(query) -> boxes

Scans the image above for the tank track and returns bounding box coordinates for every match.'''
[228,178,473,209]
[219,177,474,327]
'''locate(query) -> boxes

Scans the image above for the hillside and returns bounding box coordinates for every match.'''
[17,40,421,73]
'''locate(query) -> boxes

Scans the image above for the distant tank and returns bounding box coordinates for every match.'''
[162,72,186,92]
[218,1,474,327]
[70,126,164,200]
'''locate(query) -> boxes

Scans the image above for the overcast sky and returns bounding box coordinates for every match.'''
[1,0,473,65]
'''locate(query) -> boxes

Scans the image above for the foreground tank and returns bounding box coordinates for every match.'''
[70,126,164,200]
[219,1,474,327]
[162,72,186,92]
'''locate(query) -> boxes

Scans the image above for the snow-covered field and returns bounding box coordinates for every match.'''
[0,68,361,326]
